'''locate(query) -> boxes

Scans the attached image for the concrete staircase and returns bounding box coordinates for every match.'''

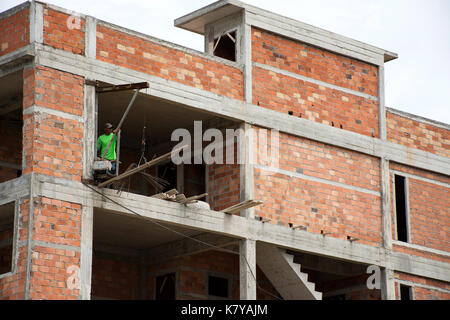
[256,243,322,300]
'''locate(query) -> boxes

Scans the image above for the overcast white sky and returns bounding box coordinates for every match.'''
[2,0,450,124]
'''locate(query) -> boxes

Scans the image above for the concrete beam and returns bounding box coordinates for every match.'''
[143,233,239,265]
[0,175,30,206]
[32,44,449,176]
[239,238,256,300]
[289,250,367,276]
[34,175,450,283]
[387,107,450,131]
[0,45,34,78]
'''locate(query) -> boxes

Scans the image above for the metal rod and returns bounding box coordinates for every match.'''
[116,130,121,176]
[98,145,187,188]
[101,89,139,160]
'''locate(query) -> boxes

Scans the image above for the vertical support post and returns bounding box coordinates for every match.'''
[243,12,252,104]
[378,63,395,299]
[116,131,121,176]
[205,164,210,204]
[85,16,97,59]
[81,11,97,289]
[83,85,96,179]
[177,164,184,194]
[79,203,93,300]
[240,123,254,218]
[139,256,147,300]
[381,268,395,300]
[381,158,392,249]
[24,173,36,300]
[29,1,43,45]
[378,65,386,141]
[239,239,256,300]
[404,177,411,243]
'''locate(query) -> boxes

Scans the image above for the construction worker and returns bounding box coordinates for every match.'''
[97,123,119,175]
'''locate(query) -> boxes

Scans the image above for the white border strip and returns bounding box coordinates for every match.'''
[393,240,450,258]
[395,279,450,294]
[390,169,450,189]
[23,105,83,123]
[254,164,380,196]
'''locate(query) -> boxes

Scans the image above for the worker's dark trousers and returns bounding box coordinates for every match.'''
[107,161,116,175]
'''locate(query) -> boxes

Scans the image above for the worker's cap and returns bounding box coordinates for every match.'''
[104,123,113,129]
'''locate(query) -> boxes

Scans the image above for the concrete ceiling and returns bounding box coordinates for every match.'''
[98,91,220,150]
[93,207,203,250]
[0,71,22,123]
[0,71,22,102]
[0,202,14,226]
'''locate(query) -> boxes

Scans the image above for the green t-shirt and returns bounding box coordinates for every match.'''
[97,133,117,161]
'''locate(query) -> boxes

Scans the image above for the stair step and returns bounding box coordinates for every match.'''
[257,243,322,300]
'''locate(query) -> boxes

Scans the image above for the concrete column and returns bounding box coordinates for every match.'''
[381,158,392,249]
[83,85,97,180]
[24,173,36,300]
[378,65,386,140]
[378,64,395,300]
[243,12,252,104]
[29,1,43,45]
[177,164,184,194]
[79,203,93,300]
[85,16,97,59]
[239,122,254,218]
[239,239,256,300]
[82,15,98,180]
[381,268,396,300]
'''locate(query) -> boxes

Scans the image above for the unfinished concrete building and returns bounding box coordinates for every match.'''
[0,0,449,300]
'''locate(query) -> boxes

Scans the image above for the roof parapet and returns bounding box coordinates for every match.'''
[175,0,398,65]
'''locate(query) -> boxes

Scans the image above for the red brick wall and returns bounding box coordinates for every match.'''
[27,197,81,300]
[24,66,84,116]
[259,130,380,191]
[0,122,22,183]
[145,250,278,300]
[252,27,379,137]
[176,251,239,299]
[387,111,450,158]
[254,167,381,246]
[253,128,382,246]
[0,199,29,300]
[0,7,29,57]
[22,66,83,181]
[96,24,243,100]
[207,164,240,212]
[253,67,379,137]
[252,28,378,96]
[43,7,85,55]
[390,163,450,252]
[91,256,139,300]
[29,245,80,300]
[394,272,450,300]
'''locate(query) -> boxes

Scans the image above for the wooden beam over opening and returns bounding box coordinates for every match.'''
[85,80,149,93]
[222,200,263,215]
